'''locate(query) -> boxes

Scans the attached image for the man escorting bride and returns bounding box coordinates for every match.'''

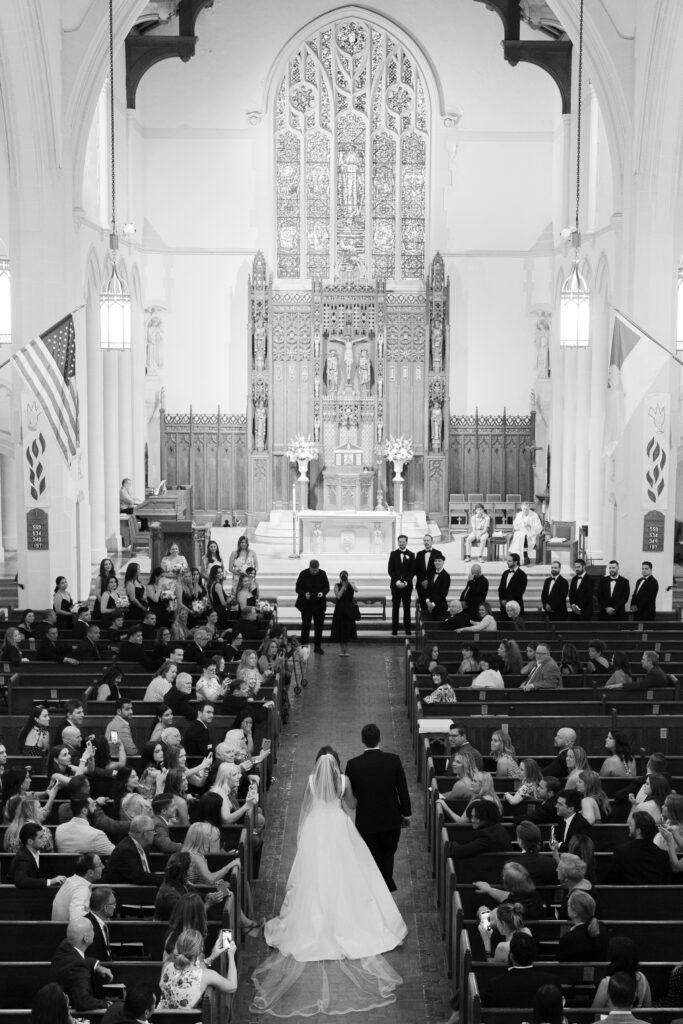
[250,726,411,1017]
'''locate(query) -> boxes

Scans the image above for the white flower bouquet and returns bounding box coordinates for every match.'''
[286,434,320,463]
[383,435,414,463]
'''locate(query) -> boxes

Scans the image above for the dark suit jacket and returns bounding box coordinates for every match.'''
[557,812,592,852]
[36,638,70,663]
[153,815,182,854]
[519,851,559,886]
[630,575,659,620]
[606,838,670,885]
[542,748,570,779]
[449,822,513,860]
[8,846,49,887]
[568,573,594,619]
[74,638,103,661]
[482,967,562,1008]
[183,642,212,670]
[596,575,631,619]
[415,548,438,589]
[295,569,331,612]
[101,836,162,886]
[182,719,213,758]
[387,549,416,589]
[50,940,107,1010]
[425,570,451,619]
[442,611,472,631]
[164,685,197,720]
[624,665,672,691]
[540,574,569,618]
[498,568,527,616]
[459,575,489,616]
[86,911,113,962]
[117,641,156,671]
[345,748,411,835]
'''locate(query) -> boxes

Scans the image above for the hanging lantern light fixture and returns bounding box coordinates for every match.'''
[100,0,131,350]
[560,0,590,347]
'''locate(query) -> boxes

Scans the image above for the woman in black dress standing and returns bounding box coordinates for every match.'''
[330,570,358,657]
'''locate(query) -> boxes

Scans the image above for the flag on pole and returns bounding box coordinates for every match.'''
[603,310,670,456]
[14,314,79,464]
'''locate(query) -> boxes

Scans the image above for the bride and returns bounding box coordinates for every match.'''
[250,746,407,1016]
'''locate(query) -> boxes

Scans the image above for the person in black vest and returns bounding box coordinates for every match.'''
[345,723,411,893]
[539,560,569,620]
[596,560,631,621]
[459,562,489,618]
[425,553,450,620]
[498,553,527,620]
[387,534,415,636]
[414,534,438,612]
[295,559,330,654]
[569,559,594,620]
[630,561,659,621]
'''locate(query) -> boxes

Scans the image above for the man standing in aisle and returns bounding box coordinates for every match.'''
[596,560,630,621]
[630,561,659,621]
[539,560,569,620]
[498,553,527,620]
[414,534,437,612]
[388,534,415,636]
[295,559,330,654]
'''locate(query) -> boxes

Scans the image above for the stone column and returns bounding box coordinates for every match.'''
[0,452,17,555]
[86,292,106,560]
[586,296,610,563]
[118,348,133,492]
[572,348,591,528]
[103,352,121,550]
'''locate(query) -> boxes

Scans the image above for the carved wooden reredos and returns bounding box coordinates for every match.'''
[246,250,450,521]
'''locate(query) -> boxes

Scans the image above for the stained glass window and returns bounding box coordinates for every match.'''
[275,18,429,281]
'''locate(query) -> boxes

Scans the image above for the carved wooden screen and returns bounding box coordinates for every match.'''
[160,409,248,517]
[448,411,536,500]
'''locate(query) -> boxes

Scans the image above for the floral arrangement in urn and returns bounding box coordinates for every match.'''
[383,435,414,463]
[286,435,320,463]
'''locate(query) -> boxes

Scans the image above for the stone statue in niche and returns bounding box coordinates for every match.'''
[378,377,383,399]
[313,414,320,442]
[254,315,267,371]
[343,337,355,385]
[314,331,320,358]
[254,398,267,451]
[430,399,443,452]
[431,317,443,372]
[145,310,164,373]
[376,414,383,442]
[372,522,383,554]
[314,378,320,399]
[377,330,384,360]
[534,314,551,378]
[312,522,323,554]
[326,350,339,392]
[358,348,373,396]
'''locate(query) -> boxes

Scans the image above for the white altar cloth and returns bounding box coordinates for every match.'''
[298,510,397,555]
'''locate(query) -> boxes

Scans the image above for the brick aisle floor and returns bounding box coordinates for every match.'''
[231,642,451,1024]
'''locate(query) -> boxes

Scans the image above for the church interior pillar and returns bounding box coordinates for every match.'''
[130,298,145,496]
[0,452,16,554]
[103,353,121,550]
[572,349,591,529]
[586,294,610,563]
[118,348,134,490]
[548,340,565,520]
[86,292,106,560]
[559,352,578,521]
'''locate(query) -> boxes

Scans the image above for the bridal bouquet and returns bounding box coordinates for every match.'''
[286,434,320,463]
[383,435,414,463]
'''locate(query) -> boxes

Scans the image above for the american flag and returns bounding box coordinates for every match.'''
[15,314,80,463]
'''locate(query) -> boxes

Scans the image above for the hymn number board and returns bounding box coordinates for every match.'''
[26,509,49,550]
[642,511,664,552]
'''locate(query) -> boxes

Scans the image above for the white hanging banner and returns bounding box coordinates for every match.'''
[641,393,670,510]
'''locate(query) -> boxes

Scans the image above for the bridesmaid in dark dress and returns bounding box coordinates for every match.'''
[124,562,148,619]
[330,570,358,657]
[52,576,75,630]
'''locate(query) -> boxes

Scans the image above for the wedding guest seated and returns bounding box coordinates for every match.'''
[4,791,59,851]
[423,665,457,703]
[498,639,523,674]
[442,599,471,631]
[447,799,512,859]
[158,928,237,1008]
[542,727,576,779]
[515,820,558,884]
[556,852,592,913]
[503,758,545,808]
[37,624,79,665]
[50,853,104,922]
[551,790,592,852]
[413,643,442,674]
[564,746,590,789]
[17,705,52,757]
[610,650,673,691]
[576,769,612,824]
[151,794,182,855]
[48,744,90,787]
[49,918,113,1011]
[457,644,481,674]
[152,626,172,664]
[196,660,230,704]
[474,860,547,919]
[456,600,497,632]
[105,698,139,758]
[627,773,671,825]
[144,660,177,703]
[16,609,37,640]
[477,902,531,963]
[603,651,633,689]
[441,750,481,800]
[600,730,637,777]
[8,822,66,888]
[504,600,526,631]
[165,672,197,720]
[520,641,537,676]
[117,627,156,671]
[73,623,103,662]
[438,772,501,824]
[154,852,193,921]
[184,628,212,670]
[559,642,583,676]
[618,752,671,805]
[102,815,163,886]
[526,776,561,824]
[480,933,559,1008]
[55,798,115,855]
[138,741,167,799]
[469,655,504,689]
[141,610,158,640]
[585,638,610,672]
[489,729,521,778]
[445,722,484,771]
[0,626,29,664]
[519,643,561,691]
[591,941,653,1012]
[558,890,610,961]
[606,810,670,884]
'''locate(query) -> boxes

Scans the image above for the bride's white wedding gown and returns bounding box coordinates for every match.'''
[250,768,407,1016]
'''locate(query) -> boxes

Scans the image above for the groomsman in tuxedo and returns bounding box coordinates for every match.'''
[569,559,594,620]
[498,553,527,620]
[539,560,569,620]
[295,559,331,653]
[425,554,450,619]
[387,534,416,636]
[414,534,438,612]
[345,723,411,892]
[460,562,489,618]
[630,561,659,621]
[596,560,630,620]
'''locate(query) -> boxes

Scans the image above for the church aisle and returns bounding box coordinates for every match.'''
[232,641,451,1023]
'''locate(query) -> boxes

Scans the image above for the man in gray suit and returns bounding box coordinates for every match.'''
[520,642,561,691]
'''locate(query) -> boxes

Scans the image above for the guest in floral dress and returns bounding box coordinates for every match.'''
[159,928,236,1008]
